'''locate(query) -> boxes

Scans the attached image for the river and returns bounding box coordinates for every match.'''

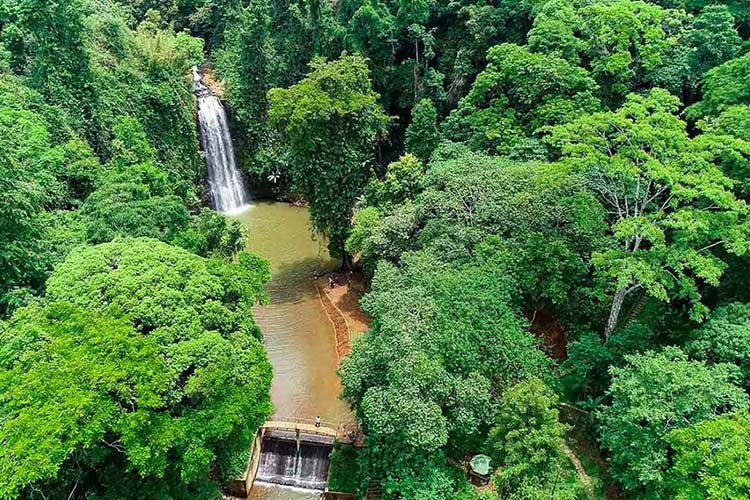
[232,201,352,500]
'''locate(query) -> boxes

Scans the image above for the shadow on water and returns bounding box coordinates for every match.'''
[264,256,336,305]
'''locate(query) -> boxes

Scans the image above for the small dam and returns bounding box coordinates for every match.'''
[230,420,356,498]
[255,430,333,490]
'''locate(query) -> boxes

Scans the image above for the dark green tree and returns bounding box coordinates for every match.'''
[687,302,750,386]
[1,0,101,144]
[216,0,275,173]
[598,347,748,498]
[687,5,742,88]
[268,54,388,260]
[443,43,600,155]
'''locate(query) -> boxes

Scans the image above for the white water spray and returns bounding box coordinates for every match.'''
[193,68,250,214]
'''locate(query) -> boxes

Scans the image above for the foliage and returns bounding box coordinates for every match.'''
[268,54,388,259]
[405,98,439,162]
[214,0,274,174]
[327,444,361,494]
[687,5,743,86]
[485,378,568,495]
[362,154,424,210]
[444,43,600,156]
[0,303,169,500]
[37,238,272,498]
[687,302,750,386]
[575,0,692,103]
[665,410,750,500]
[417,152,606,318]
[688,54,750,119]
[598,347,748,498]
[174,208,247,258]
[6,0,750,497]
[0,0,99,142]
[550,89,750,336]
[339,248,553,498]
[0,101,101,315]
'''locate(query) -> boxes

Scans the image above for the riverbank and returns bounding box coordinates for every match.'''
[315,272,371,360]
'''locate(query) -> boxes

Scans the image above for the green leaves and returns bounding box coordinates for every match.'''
[444,43,600,156]
[268,54,388,258]
[666,411,750,500]
[551,89,750,330]
[598,347,748,497]
[36,238,273,497]
[405,99,439,162]
[485,378,568,494]
[0,303,169,500]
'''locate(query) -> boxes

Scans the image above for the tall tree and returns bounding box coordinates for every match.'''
[1,0,101,146]
[687,302,750,386]
[404,98,439,162]
[268,54,388,260]
[550,89,750,337]
[485,378,568,496]
[0,303,170,500]
[41,238,273,498]
[577,0,692,104]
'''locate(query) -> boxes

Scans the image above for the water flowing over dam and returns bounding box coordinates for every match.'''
[193,68,249,214]
[255,434,332,491]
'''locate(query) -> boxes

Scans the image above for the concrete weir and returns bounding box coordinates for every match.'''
[228,421,339,497]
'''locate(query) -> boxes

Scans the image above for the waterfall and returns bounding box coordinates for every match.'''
[193,68,250,214]
[255,437,332,491]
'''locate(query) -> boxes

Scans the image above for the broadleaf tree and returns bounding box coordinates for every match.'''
[550,89,750,336]
[268,53,388,261]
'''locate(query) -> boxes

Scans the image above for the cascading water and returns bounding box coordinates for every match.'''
[255,436,332,491]
[193,68,250,214]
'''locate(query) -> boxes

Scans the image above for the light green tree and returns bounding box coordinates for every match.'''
[0,303,170,500]
[666,410,750,500]
[216,0,274,170]
[550,89,750,337]
[485,378,568,496]
[42,238,273,498]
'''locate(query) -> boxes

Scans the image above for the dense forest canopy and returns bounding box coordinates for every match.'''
[1,0,750,499]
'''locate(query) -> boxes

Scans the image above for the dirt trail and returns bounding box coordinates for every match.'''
[562,444,593,499]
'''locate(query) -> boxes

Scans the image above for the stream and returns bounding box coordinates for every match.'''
[232,202,352,500]
[195,69,349,498]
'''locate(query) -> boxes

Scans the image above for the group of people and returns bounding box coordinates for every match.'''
[328,273,341,289]
[313,270,349,289]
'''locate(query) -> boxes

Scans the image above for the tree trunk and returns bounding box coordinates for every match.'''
[604,286,628,338]
[341,251,354,271]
